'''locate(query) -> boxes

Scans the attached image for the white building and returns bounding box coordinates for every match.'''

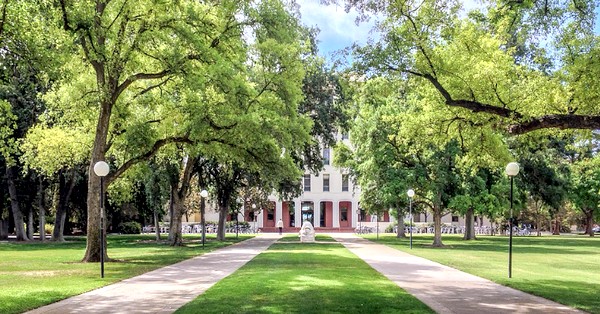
[182,132,490,233]
[258,133,374,232]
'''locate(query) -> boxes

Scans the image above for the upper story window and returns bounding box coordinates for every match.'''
[323,147,330,165]
[323,174,330,192]
[303,174,311,192]
[342,174,349,192]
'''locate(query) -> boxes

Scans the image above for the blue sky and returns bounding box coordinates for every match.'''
[297,1,600,58]
[297,0,375,57]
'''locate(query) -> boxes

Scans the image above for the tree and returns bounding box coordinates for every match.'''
[332,0,600,134]
[24,0,315,261]
[570,156,600,237]
[0,0,58,241]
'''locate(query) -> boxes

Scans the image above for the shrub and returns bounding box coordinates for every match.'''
[118,221,141,234]
[44,224,53,234]
[225,221,249,228]
[385,223,396,233]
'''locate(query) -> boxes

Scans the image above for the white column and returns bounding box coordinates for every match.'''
[314,200,321,227]
[352,200,359,228]
[257,208,264,228]
[294,200,301,228]
[332,201,340,228]
[275,201,283,222]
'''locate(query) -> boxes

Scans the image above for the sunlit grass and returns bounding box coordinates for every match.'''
[366,234,600,313]
[0,234,249,314]
[176,235,433,314]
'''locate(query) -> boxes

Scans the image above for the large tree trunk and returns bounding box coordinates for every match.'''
[552,215,561,235]
[217,205,228,241]
[432,193,444,247]
[169,187,185,246]
[39,177,46,242]
[584,209,594,237]
[53,169,76,242]
[0,219,8,240]
[463,207,476,240]
[27,207,34,240]
[154,210,161,241]
[168,188,175,243]
[6,166,28,241]
[168,156,195,246]
[396,208,406,238]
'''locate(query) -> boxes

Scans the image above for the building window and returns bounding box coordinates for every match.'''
[323,147,330,165]
[452,215,459,222]
[341,206,348,221]
[342,174,349,192]
[303,174,311,192]
[267,209,274,221]
[323,174,330,192]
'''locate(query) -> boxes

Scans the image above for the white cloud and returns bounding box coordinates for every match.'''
[297,0,376,55]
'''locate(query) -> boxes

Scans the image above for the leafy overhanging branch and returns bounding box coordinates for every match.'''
[390,66,600,134]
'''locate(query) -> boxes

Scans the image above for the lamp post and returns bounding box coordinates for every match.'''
[357,211,361,234]
[200,189,208,249]
[251,204,257,233]
[407,189,415,249]
[235,201,240,239]
[505,162,520,278]
[93,161,109,278]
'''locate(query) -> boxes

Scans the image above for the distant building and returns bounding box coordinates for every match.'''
[181,131,492,233]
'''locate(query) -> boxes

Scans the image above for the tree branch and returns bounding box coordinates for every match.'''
[508,114,600,134]
[106,136,193,184]
[114,69,172,101]
[0,0,8,37]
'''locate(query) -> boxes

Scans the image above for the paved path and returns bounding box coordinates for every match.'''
[26,234,283,314]
[331,233,585,314]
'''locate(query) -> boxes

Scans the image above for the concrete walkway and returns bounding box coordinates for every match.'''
[26,234,283,314]
[331,233,585,314]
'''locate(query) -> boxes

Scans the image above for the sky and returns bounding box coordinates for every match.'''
[297,0,600,59]
[296,0,376,57]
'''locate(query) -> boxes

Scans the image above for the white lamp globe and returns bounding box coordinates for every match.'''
[407,189,415,198]
[251,204,257,209]
[93,161,110,177]
[505,162,520,177]
[200,190,208,198]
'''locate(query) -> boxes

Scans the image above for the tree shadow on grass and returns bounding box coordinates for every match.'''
[374,235,600,255]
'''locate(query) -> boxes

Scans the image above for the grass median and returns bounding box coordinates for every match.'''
[176,235,434,314]
[0,234,249,314]
[367,234,600,313]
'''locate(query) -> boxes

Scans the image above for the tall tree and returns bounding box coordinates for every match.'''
[332,0,600,133]
[26,0,313,261]
[570,156,600,237]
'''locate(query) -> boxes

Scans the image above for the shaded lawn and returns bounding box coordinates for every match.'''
[176,235,434,314]
[0,234,249,314]
[367,234,600,314]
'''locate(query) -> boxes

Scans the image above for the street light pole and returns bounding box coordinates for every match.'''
[252,204,257,233]
[407,189,415,249]
[93,161,110,278]
[200,189,208,249]
[235,208,239,239]
[505,162,520,279]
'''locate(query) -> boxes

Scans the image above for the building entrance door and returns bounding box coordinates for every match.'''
[301,201,314,225]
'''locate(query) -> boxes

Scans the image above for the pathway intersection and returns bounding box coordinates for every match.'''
[26,233,584,314]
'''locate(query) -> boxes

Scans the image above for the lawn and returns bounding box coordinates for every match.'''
[176,235,434,314]
[366,233,600,314]
[0,234,249,314]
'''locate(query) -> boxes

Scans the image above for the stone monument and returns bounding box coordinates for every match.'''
[299,221,316,243]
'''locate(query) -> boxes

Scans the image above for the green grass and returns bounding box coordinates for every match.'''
[366,234,600,313]
[176,235,434,314]
[0,234,250,314]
